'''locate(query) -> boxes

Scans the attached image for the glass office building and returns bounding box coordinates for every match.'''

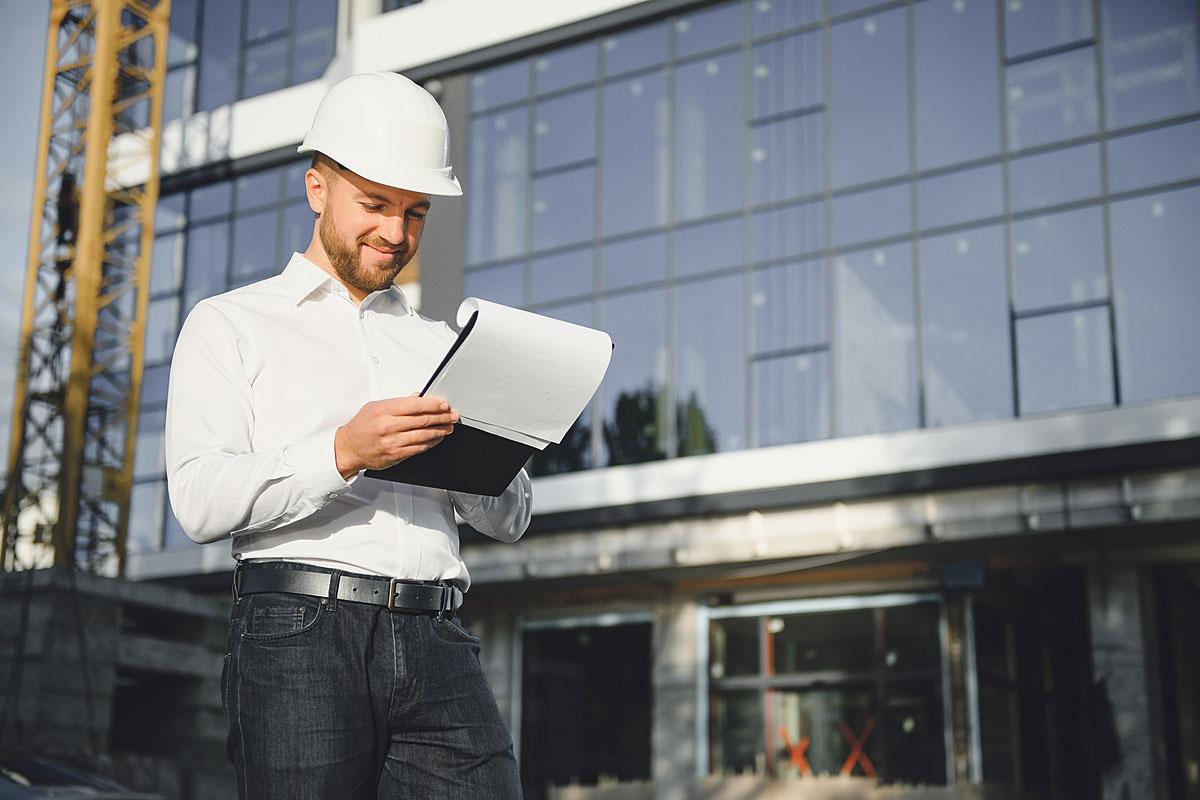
[126,1,1200,797]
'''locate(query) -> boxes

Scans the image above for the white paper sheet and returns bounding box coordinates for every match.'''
[422,298,613,446]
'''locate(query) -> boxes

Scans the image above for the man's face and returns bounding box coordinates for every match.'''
[312,164,431,296]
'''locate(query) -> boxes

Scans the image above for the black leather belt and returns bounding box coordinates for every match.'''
[236,566,463,616]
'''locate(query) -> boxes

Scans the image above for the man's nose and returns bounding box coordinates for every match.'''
[377,213,409,246]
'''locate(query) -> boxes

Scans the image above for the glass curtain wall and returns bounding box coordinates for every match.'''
[129,161,313,554]
[163,0,337,123]
[461,0,1200,476]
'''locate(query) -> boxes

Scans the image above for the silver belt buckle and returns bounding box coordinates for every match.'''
[386,578,402,611]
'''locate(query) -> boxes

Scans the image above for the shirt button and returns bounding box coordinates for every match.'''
[372,357,380,364]
[326,492,338,500]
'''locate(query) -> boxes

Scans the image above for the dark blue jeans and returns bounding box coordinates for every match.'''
[222,562,522,799]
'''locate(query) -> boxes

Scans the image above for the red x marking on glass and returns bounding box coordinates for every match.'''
[777,726,812,776]
[837,715,877,778]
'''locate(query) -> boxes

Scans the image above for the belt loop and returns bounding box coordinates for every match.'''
[232,562,243,604]
[326,571,341,612]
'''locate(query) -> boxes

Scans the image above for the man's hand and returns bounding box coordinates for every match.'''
[334,396,459,479]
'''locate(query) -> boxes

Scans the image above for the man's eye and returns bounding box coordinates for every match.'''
[408,212,427,221]
[362,203,384,212]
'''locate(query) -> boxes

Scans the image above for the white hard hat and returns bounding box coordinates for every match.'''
[298,71,462,196]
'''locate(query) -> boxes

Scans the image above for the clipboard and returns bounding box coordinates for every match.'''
[365,298,613,495]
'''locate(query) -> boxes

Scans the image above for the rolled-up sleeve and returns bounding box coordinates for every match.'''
[165,302,352,544]
[449,469,532,543]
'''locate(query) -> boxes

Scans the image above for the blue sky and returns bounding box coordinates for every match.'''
[0,1,48,472]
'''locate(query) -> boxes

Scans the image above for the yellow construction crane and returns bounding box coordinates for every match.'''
[1,0,170,575]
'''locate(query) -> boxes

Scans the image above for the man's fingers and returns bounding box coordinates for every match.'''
[376,395,453,417]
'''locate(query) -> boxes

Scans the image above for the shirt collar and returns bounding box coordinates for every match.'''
[279,252,414,315]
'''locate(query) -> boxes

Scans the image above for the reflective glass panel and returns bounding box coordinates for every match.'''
[245,0,286,41]
[675,52,744,221]
[231,208,279,279]
[531,247,592,304]
[1007,142,1101,212]
[772,688,878,778]
[831,0,891,13]
[1110,186,1200,403]
[467,109,528,264]
[235,167,281,211]
[463,261,524,307]
[751,32,822,119]
[134,409,167,479]
[674,2,743,58]
[292,0,338,85]
[677,274,746,455]
[676,216,743,279]
[280,200,314,261]
[533,166,596,251]
[470,60,529,112]
[711,690,762,776]
[755,352,830,446]
[1101,0,1200,128]
[602,22,668,77]
[751,112,823,204]
[1011,206,1107,312]
[128,481,165,554]
[917,164,1003,231]
[773,609,874,673]
[155,192,187,234]
[1107,119,1200,194]
[533,41,598,95]
[752,0,822,36]
[919,226,1013,427]
[141,362,171,410]
[284,160,310,197]
[753,258,826,353]
[832,183,911,248]
[602,71,670,236]
[751,199,825,262]
[710,617,760,678]
[163,64,195,123]
[600,288,669,465]
[189,182,232,221]
[915,0,1001,170]
[145,296,180,364]
[196,0,239,110]
[166,0,198,66]
[834,245,919,435]
[830,8,909,187]
[881,682,947,783]
[884,604,942,671]
[1006,47,1098,151]
[1004,0,1093,59]
[150,232,184,296]
[602,232,667,291]
[184,220,230,314]
[1016,306,1114,414]
[534,88,596,171]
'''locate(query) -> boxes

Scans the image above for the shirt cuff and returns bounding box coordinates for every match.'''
[281,426,354,503]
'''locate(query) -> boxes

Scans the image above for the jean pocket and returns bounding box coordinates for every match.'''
[434,615,481,643]
[241,593,325,640]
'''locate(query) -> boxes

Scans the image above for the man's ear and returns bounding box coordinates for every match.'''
[305,167,327,216]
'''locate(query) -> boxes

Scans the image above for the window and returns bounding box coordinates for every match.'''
[520,621,651,800]
[708,598,946,782]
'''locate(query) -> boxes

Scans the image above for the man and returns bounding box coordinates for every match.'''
[165,72,530,799]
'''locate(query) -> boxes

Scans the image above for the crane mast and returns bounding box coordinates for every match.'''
[2,0,170,575]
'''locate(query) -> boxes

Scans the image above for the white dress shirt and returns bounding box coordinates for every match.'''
[165,253,532,590]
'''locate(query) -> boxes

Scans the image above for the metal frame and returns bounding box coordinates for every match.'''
[2,0,171,574]
[698,592,945,781]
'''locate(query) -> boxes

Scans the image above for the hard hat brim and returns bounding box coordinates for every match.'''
[297,137,463,197]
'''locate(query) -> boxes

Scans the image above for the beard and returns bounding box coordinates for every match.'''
[318,210,413,295]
